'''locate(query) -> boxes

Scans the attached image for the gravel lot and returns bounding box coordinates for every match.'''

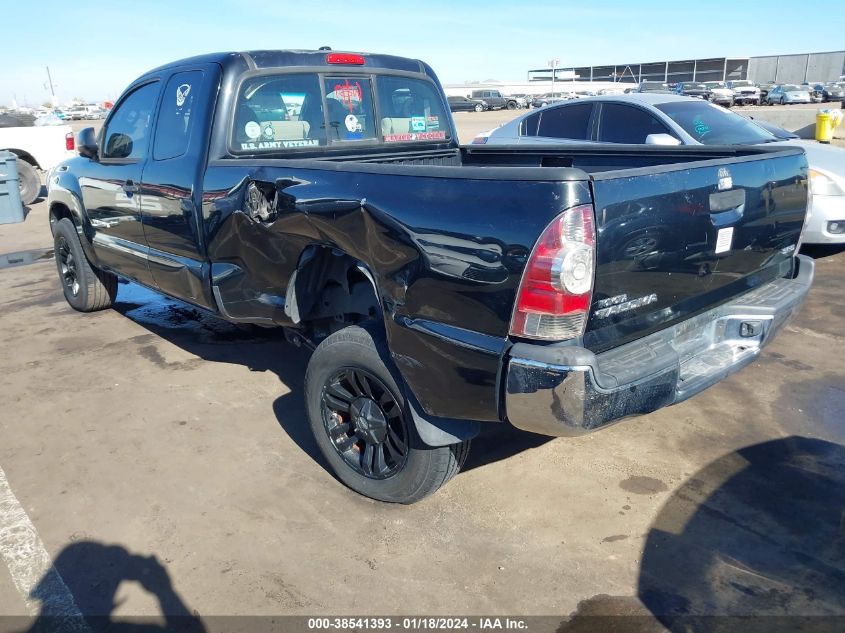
[0,110,843,631]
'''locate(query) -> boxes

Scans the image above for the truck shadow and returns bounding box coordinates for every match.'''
[110,281,537,482]
[16,540,206,633]
[559,435,845,632]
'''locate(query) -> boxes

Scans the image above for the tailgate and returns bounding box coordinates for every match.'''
[584,148,808,352]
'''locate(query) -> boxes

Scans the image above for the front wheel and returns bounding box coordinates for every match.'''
[53,218,118,312]
[506,101,517,110]
[305,326,470,503]
[474,103,483,112]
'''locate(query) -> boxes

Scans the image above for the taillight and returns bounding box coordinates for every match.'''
[326,53,365,65]
[65,132,75,151]
[510,204,595,340]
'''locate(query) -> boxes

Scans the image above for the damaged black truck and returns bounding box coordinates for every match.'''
[47,49,813,503]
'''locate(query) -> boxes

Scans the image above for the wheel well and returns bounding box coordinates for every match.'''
[290,246,383,344]
[5,149,38,168]
[49,202,74,232]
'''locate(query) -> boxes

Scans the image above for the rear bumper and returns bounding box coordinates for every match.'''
[505,255,815,436]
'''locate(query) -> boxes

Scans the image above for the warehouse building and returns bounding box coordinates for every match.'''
[526,50,845,85]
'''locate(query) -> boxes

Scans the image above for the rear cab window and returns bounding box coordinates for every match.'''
[230,71,451,154]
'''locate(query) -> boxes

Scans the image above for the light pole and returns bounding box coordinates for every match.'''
[549,59,559,95]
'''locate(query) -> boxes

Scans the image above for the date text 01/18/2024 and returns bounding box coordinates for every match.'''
[307,617,528,630]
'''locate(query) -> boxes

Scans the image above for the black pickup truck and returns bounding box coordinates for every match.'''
[47,49,813,503]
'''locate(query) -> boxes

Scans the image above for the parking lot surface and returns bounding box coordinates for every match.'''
[0,112,844,630]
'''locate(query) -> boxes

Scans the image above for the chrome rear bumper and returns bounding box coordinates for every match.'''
[505,255,815,436]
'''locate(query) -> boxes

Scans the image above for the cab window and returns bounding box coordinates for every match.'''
[375,76,449,143]
[324,76,377,143]
[154,71,203,160]
[233,74,325,151]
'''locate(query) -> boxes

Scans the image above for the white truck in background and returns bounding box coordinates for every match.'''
[0,115,76,205]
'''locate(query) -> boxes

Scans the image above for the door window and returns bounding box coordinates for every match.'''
[537,103,593,140]
[154,71,204,160]
[598,103,671,143]
[101,82,160,160]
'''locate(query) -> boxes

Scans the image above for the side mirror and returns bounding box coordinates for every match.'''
[104,132,133,159]
[77,127,99,159]
[646,133,682,146]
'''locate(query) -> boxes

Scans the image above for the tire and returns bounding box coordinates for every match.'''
[506,101,517,110]
[16,159,41,206]
[474,103,483,112]
[53,218,118,312]
[305,325,470,504]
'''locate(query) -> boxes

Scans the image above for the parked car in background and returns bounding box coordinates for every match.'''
[509,94,530,108]
[808,84,825,103]
[83,108,108,120]
[0,120,75,204]
[637,81,671,94]
[66,107,88,120]
[726,80,761,105]
[757,82,777,102]
[530,92,573,107]
[470,89,518,110]
[819,82,845,102]
[475,93,844,244]
[447,96,487,112]
[703,81,735,106]
[673,82,711,99]
[766,84,811,105]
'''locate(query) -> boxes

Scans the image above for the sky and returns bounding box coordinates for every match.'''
[2,0,842,107]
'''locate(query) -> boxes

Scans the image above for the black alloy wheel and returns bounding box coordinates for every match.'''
[56,235,80,297]
[321,367,409,479]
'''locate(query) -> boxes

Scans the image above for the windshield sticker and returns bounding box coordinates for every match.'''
[262,123,275,140]
[384,131,446,143]
[333,79,362,112]
[693,116,711,138]
[244,121,261,140]
[240,139,320,150]
[176,84,191,107]
[426,115,440,130]
[411,116,426,132]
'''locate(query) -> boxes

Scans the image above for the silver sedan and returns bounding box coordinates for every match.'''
[766,84,812,105]
[475,93,845,244]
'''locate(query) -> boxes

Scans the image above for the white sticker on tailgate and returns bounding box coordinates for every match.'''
[715,227,734,254]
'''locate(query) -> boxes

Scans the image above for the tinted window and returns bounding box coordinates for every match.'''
[521,112,541,136]
[598,103,670,143]
[102,82,159,160]
[655,101,775,145]
[537,103,593,140]
[154,71,203,161]
[233,74,325,151]
[376,76,449,143]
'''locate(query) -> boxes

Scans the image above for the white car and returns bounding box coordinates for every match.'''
[474,94,845,244]
[766,85,812,105]
[704,81,735,106]
[726,80,761,105]
[0,124,76,204]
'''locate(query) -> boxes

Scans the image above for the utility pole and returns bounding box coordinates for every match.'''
[45,66,56,105]
[548,58,559,94]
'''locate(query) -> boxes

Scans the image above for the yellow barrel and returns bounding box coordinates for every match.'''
[815,111,833,143]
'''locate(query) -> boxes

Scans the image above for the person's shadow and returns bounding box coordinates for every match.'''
[559,436,845,632]
[22,541,205,633]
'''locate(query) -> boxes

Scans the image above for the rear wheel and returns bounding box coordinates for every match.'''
[16,159,40,205]
[474,103,484,112]
[53,218,118,312]
[305,325,470,503]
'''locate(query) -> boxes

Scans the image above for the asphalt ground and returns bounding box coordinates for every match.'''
[0,110,843,632]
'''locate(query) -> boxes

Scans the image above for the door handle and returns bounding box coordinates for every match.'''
[122,180,139,195]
